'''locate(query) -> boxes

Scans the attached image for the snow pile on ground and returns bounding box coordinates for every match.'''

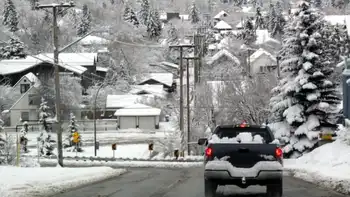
[0,166,126,197]
[284,140,350,194]
[209,133,264,143]
[40,159,202,168]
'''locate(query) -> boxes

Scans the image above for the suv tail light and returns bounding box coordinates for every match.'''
[205,147,212,157]
[275,147,283,158]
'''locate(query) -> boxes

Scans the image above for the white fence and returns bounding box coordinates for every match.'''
[4,119,118,133]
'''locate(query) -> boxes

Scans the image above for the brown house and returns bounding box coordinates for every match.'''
[0,53,104,90]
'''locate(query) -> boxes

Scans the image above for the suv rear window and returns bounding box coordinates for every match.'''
[214,127,272,143]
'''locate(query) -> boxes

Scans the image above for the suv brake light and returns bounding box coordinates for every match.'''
[275,147,283,158]
[205,147,212,157]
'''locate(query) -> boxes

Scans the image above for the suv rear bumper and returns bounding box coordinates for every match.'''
[205,170,282,186]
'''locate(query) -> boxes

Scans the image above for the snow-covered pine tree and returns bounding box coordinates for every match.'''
[269,0,341,158]
[2,0,19,32]
[20,121,29,152]
[189,2,200,24]
[38,97,55,156]
[255,7,265,29]
[270,2,286,39]
[77,4,92,36]
[123,4,139,27]
[266,3,276,33]
[0,38,27,60]
[146,9,162,39]
[64,112,82,152]
[167,24,179,44]
[29,0,38,10]
[236,17,257,45]
[139,0,150,25]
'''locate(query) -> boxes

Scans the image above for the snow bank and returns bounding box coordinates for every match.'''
[40,159,203,169]
[0,166,126,197]
[208,133,264,144]
[284,140,350,194]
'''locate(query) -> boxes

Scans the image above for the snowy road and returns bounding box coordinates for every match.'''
[52,168,348,197]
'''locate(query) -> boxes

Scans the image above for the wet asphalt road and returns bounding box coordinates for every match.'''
[52,168,349,197]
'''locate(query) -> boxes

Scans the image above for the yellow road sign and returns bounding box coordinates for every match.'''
[72,132,80,143]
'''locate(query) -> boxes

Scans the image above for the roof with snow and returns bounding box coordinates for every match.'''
[13,72,41,89]
[114,103,161,116]
[79,35,109,45]
[160,61,179,69]
[106,95,141,109]
[129,84,166,98]
[249,48,277,63]
[214,11,229,19]
[214,21,232,30]
[0,53,97,75]
[139,73,174,87]
[96,66,108,72]
[207,49,240,65]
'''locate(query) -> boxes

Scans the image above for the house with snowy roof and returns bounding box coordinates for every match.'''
[78,35,110,52]
[138,73,175,92]
[248,48,277,75]
[214,11,229,21]
[0,53,105,90]
[129,84,167,98]
[207,49,240,66]
[8,72,42,126]
[214,21,233,32]
[114,103,161,129]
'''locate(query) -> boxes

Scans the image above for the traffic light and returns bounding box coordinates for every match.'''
[148,143,153,151]
[112,143,117,150]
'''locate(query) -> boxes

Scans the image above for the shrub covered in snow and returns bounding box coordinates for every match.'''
[63,113,83,152]
[268,1,341,158]
[38,98,55,156]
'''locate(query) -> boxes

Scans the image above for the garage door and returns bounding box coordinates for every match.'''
[138,116,155,130]
[119,116,137,129]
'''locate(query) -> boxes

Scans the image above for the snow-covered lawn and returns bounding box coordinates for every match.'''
[284,140,350,195]
[12,131,169,147]
[40,159,203,168]
[0,166,127,197]
[26,144,151,158]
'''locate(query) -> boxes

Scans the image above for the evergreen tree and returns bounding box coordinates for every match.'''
[146,9,162,39]
[139,0,150,25]
[63,113,82,152]
[77,4,92,36]
[20,121,29,153]
[0,38,27,60]
[255,7,265,29]
[167,24,179,44]
[236,17,256,45]
[269,0,341,158]
[189,2,200,24]
[123,5,139,27]
[38,98,55,156]
[29,0,38,10]
[270,2,286,39]
[266,3,276,33]
[2,0,19,32]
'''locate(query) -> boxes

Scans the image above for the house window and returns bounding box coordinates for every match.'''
[21,112,29,121]
[28,94,41,105]
[20,84,30,94]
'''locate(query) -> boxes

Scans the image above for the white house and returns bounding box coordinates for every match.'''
[9,72,41,126]
[214,20,233,32]
[248,48,277,75]
[114,103,161,130]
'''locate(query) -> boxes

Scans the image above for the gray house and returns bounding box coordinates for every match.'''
[114,104,161,130]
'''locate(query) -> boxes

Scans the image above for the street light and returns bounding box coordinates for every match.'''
[93,82,106,156]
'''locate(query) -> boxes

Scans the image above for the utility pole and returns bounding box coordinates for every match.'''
[193,34,205,84]
[183,56,199,155]
[169,44,194,156]
[36,2,75,167]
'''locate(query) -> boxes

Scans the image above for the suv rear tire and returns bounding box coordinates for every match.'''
[204,178,218,197]
[266,179,283,197]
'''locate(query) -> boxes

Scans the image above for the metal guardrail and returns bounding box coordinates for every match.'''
[20,155,204,162]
